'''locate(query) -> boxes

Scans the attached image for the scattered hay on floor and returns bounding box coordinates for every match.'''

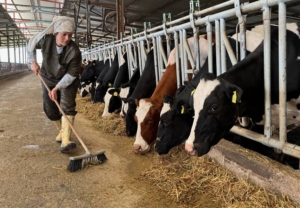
[76,94,105,121]
[76,94,126,136]
[140,145,298,208]
[95,114,126,136]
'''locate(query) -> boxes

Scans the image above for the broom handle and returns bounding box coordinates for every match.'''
[38,73,90,153]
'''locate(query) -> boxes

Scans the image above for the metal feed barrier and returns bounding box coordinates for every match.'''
[81,0,300,161]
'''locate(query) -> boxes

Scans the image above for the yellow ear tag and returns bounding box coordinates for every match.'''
[136,106,139,110]
[232,90,237,103]
[191,89,195,96]
[113,92,118,96]
[181,105,185,114]
[93,63,95,66]
[108,83,112,86]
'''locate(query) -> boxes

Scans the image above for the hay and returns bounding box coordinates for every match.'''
[140,145,298,207]
[76,94,126,136]
[95,114,126,136]
[76,93,298,207]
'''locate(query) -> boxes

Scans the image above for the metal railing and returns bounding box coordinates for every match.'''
[81,0,300,159]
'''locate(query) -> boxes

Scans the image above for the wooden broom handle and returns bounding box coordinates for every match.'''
[38,73,90,153]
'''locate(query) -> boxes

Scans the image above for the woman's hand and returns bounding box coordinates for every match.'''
[49,86,59,101]
[31,61,40,75]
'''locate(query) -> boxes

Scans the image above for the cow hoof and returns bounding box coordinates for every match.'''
[60,143,76,153]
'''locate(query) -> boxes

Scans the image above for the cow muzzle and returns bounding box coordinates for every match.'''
[133,144,150,154]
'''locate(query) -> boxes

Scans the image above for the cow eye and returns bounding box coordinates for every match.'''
[211,104,218,112]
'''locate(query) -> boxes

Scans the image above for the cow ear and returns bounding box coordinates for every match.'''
[226,84,243,104]
[175,100,190,115]
[163,95,174,104]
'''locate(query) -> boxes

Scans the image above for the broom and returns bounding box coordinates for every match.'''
[38,73,107,172]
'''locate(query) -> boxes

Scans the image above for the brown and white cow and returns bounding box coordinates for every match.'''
[133,36,210,153]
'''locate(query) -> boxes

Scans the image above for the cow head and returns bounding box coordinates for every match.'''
[108,88,122,113]
[119,85,131,118]
[80,60,96,82]
[185,73,242,157]
[93,81,113,103]
[155,99,194,155]
[123,97,138,136]
[134,98,161,154]
[80,81,93,97]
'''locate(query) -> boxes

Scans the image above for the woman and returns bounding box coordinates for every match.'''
[27,16,82,152]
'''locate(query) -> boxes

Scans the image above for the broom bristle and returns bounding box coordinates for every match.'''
[67,151,107,172]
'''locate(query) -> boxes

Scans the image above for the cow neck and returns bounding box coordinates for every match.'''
[219,46,265,118]
[150,63,178,108]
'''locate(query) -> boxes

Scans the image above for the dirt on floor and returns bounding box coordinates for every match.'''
[0,72,219,208]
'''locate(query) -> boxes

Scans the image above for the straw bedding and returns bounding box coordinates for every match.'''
[76,93,299,207]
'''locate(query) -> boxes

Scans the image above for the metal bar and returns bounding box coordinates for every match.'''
[278,1,287,147]
[206,22,213,73]
[159,37,168,68]
[222,33,238,65]
[152,37,159,85]
[174,31,181,88]
[220,19,227,73]
[183,38,195,70]
[215,20,221,76]
[263,4,272,141]
[182,30,188,82]
[231,126,300,158]
[13,31,16,65]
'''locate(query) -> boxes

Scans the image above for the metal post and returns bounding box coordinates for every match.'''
[85,0,92,47]
[6,24,10,71]
[215,20,221,76]
[152,37,159,85]
[206,22,213,73]
[116,0,124,40]
[278,1,287,146]
[262,4,272,141]
[174,31,181,87]
[182,30,188,81]
[220,19,227,73]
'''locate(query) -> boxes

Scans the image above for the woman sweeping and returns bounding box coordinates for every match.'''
[27,16,82,153]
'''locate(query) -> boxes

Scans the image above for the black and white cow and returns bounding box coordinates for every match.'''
[119,67,141,118]
[102,53,129,117]
[122,49,156,136]
[155,36,251,154]
[80,59,104,98]
[185,25,300,157]
[93,53,119,103]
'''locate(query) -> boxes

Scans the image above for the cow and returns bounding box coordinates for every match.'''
[102,53,129,117]
[154,36,251,154]
[122,49,156,136]
[119,68,141,118]
[185,26,300,157]
[133,35,211,154]
[93,53,119,103]
[80,59,104,98]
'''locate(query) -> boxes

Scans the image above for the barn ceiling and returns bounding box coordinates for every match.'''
[1,0,300,50]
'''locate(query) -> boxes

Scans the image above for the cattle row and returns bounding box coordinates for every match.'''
[78,23,300,168]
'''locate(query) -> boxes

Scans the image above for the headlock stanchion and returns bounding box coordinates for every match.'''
[81,0,300,160]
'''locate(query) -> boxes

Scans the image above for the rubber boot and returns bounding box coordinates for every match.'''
[60,116,76,153]
[52,120,62,143]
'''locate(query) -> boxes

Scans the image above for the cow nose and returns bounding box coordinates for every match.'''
[185,142,196,155]
[133,144,142,153]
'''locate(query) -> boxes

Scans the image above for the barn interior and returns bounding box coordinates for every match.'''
[1,0,300,206]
